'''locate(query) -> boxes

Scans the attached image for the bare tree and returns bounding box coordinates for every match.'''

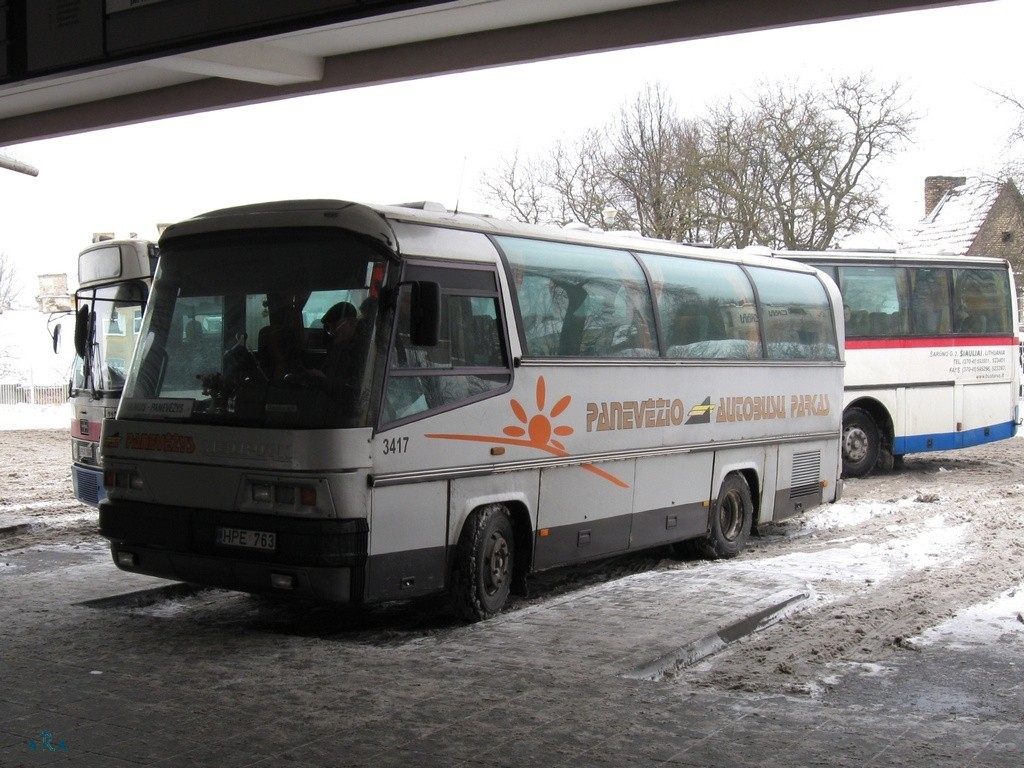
[481,84,703,238]
[547,131,625,229]
[987,88,1024,182]
[698,100,774,247]
[481,75,913,250]
[0,252,19,310]
[480,134,626,230]
[478,149,552,225]
[710,75,914,250]
[990,89,1024,144]
[805,75,914,249]
[0,253,18,382]
[605,83,705,241]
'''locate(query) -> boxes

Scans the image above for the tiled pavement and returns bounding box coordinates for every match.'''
[1,541,1021,767]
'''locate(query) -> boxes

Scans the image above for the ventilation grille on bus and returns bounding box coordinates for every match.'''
[790,451,821,499]
[76,471,102,506]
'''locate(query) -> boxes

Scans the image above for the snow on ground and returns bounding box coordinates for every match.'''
[729,516,970,587]
[0,403,70,430]
[674,436,1024,694]
[1,406,1023,697]
[910,583,1024,650]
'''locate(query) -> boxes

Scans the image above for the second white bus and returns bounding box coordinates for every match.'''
[98,200,843,620]
[778,250,1021,477]
[59,239,158,506]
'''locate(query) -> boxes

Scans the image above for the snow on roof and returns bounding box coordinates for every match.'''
[898,178,1003,255]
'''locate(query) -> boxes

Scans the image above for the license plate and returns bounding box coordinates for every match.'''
[215,527,276,551]
[76,442,95,461]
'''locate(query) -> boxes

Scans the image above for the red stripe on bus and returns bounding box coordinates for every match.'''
[846,336,1018,350]
[71,420,102,441]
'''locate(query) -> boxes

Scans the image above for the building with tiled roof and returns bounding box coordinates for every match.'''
[899,176,1024,289]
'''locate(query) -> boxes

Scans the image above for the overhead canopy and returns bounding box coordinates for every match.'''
[0,0,988,147]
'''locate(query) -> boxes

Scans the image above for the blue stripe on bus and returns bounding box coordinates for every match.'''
[893,421,1018,455]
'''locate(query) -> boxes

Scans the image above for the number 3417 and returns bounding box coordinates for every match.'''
[381,436,409,455]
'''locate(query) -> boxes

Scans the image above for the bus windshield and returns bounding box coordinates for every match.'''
[120,228,389,429]
[74,281,149,394]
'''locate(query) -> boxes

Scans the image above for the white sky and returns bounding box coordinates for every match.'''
[1,0,1022,304]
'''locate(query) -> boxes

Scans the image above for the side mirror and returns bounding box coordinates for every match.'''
[74,305,90,359]
[410,281,442,347]
[52,323,62,354]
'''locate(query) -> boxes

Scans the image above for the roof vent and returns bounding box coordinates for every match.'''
[399,201,447,212]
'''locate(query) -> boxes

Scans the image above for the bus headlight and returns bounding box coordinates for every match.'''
[247,480,317,509]
[238,475,331,517]
[251,483,273,503]
[104,468,144,491]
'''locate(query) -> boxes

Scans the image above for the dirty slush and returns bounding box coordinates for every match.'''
[2,427,1023,700]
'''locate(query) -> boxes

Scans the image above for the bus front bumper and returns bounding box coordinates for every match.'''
[98,499,368,603]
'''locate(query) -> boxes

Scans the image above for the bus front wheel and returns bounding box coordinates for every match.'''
[696,473,753,560]
[842,408,879,478]
[450,504,514,622]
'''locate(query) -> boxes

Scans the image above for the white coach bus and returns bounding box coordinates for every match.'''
[58,239,158,506]
[777,250,1020,477]
[99,200,843,620]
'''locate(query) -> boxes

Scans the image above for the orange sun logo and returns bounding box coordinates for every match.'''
[425,376,628,488]
[503,378,574,451]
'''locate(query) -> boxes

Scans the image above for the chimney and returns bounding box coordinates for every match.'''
[924,176,966,216]
[36,273,72,312]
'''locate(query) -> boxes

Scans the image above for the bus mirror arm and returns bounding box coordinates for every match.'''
[73,305,90,359]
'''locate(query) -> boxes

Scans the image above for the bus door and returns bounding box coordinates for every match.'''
[367,260,513,602]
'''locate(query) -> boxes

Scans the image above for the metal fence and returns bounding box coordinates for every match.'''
[0,383,69,405]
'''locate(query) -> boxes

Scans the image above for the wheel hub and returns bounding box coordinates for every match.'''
[485,533,510,593]
[844,426,868,462]
[720,491,743,541]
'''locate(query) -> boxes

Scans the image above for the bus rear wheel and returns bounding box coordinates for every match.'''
[695,473,753,560]
[842,408,879,478]
[450,504,514,622]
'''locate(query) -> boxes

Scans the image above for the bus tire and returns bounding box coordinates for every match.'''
[450,504,514,622]
[696,473,753,560]
[842,408,879,478]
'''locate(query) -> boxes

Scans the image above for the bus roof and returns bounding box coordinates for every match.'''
[774,249,1011,269]
[78,238,158,286]
[160,199,824,277]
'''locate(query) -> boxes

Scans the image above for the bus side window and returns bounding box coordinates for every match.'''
[641,254,760,359]
[381,268,511,427]
[955,268,1012,334]
[910,268,951,335]
[515,274,562,356]
[747,266,838,360]
[671,311,709,346]
[497,236,656,358]
[838,266,909,340]
[463,301,504,367]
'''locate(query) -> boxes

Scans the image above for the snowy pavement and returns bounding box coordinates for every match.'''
[1,417,1023,766]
